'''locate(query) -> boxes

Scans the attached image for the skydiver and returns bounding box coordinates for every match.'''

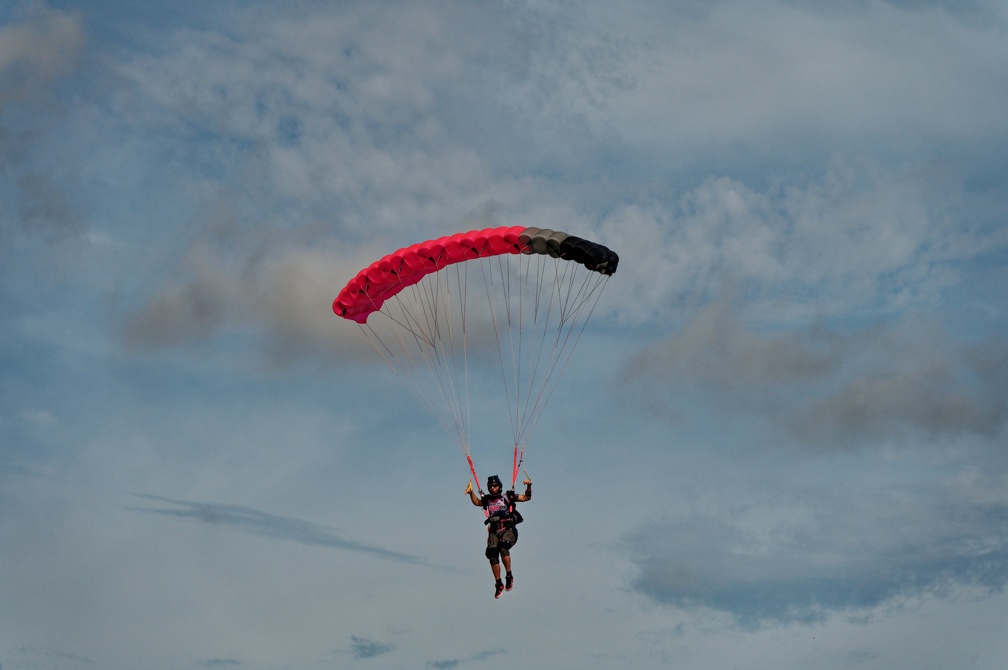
[466,473,532,599]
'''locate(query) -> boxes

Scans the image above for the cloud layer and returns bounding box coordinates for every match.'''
[2,1,1008,668]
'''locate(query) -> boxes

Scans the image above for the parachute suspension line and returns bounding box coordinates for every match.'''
[509,252,564,448]
[391,280,467,454]
[501,252,535,480]
[501,247,520,447]
[524,254,560,435]
[510,252,524,450]
[436,260,478,462]
[465,250,614,458]
[477,251,554,460]
[504,251,528,455]
[480,253,521,451]
[430,259,470,459]
[455,260,474,463]
[406,276,468,450]
[379,252,484,476]
[515,263,611,446]
[360,263,479,458]
[512,256,552,447]
[509,253,548,450]
[360,306,456,447]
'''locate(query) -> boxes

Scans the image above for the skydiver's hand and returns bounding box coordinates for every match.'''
[523,478,532,486]
[465,480,473,494]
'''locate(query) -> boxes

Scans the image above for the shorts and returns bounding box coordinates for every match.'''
[486,527,517,556]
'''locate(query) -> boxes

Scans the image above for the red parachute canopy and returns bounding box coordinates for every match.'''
[333,226,618,323]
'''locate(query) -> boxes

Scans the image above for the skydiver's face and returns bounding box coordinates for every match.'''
[489,483,501,495]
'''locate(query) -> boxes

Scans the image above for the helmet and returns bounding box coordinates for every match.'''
[487,475,502,490]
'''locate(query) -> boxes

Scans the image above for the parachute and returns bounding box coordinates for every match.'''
[333,226,618,490]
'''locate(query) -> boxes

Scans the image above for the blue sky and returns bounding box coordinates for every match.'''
[2,0,1007,668]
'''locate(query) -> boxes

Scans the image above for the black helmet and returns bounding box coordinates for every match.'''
[487,474,502,490]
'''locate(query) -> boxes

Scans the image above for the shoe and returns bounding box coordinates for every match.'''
[505,573,513,591]
[494,580,505,599]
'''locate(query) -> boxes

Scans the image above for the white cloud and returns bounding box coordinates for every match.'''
[576,0,1008,158]
[601,159,982,325]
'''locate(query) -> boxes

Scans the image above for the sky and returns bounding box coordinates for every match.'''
[2,0,1008,668]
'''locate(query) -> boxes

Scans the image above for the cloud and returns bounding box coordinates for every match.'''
[623,290,844,389]
[0,2,85,104]
[128,495,425,565]
[110,3,497,236]
[117,153,993,371]
[582,0,1008,162]
[623,293,1008,449]
[624,482,1008,627]
[600,158,994,325]
[349,635,395,660]
[788,332,1008,445]
[118,222,382,363]
[103,3,1008,368]
[425,647,506,668]
[107,7,578,360]
[14,170,79,232]
[13,644,93,667]
[196,659,240,668]
[120,239,246,349]
[0,3,87,244]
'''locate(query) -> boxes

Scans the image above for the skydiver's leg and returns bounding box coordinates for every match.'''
[499,529,515,575]
[486,536,502,580]
[502,554,514,590]
[499,531,515,590]
[488,548,504,598]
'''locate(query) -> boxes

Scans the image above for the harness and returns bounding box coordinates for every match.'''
[483,491,524,534]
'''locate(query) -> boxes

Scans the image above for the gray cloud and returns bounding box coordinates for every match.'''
[120,255,236,349]
[349,635,395,660]
[623,291,846,389]
[129,494,425,565]
[1,4,87,244]
[789,335,1008,445]
[0,3,85,104]
[117,223,379,363]
[13,644,93,667]
[624,298,1008,448]
[196,659,240,668]
[425,647,506,668]
[625,489,1008,627]
[14,171,79,234]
